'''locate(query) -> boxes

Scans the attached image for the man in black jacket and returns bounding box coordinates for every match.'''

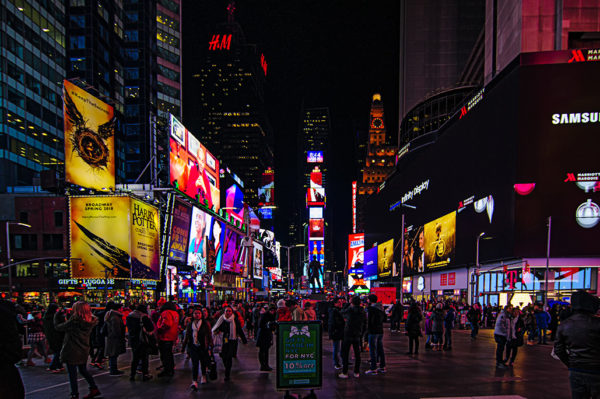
[0,299,25,399]
[339,296,366,379]
[365,294,387,375]
[554,290,600,399]
[328,297,345,370]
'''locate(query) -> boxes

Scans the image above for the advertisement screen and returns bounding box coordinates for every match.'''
[169,115,220,209]
[187,206,225,275]
[309,219,325,239]
[258,169,275,206]
[307,188,326,205]
[424,211,456,270]
[224,183,244,223]
[402,224,425,275]
[70,197,130,279]
[222,227,245,274]
[169,200,192,263]
[348,233,364,270]
[253,241,263,279]
[310,170,322,189]
[309,207,323,219]
[130,198,160,280]
[307,151,324,163]
[377,239,394,278]
[63,80,116,190]
[364,246,378,280]
[306,240,324,289]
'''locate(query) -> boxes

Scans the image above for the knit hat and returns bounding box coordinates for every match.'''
[277,299,286,308]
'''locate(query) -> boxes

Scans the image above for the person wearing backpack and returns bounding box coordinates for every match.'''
[126,304,154,382]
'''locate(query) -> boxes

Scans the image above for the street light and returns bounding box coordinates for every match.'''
[281,244,305,292]
[5,222,32,296]
[474,232,488,305]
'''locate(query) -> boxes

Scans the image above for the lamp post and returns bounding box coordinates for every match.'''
[281,244,305,293]
[474,232,486,305]
[5,222,32,296]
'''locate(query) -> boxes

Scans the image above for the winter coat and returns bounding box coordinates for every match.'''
[304,308,317,321]
[534,310,551,329]
[157,307,180,342]
[43,310,65,351]
[126,310,154,350]
[391,303,403,321]
[342,305,366,341]
[494,310,511,337]
[182,319,213,353]
[104,310,126,357]
[405,311,423,338]
[554,312,600,372]
[431,309,444,333]
[55,313,98,365]
[213,315,247,344]
[277,307,292,322]
[424,313,433,334]
[0,300,24,366]
[444,309,456,330]
[256,311,276,348]
[291,306,306,321]
[367,303,386,335]
[328,306,345,341]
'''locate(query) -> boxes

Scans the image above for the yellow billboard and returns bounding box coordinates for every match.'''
[130,198,161,280]
[63,80,116,190]
[377,238,394,278]
[70,196,131,279]
[424,211,456,270]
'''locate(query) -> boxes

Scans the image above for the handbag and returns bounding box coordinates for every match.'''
[212,332,223,354]
[208,352,218,381]
[140,319,159,355]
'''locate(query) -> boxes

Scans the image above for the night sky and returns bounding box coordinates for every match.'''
[182,0,400,270]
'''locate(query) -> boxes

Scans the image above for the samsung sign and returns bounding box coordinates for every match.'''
[552,112,600,125]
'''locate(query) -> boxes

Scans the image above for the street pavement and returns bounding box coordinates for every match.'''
[20,327,571,399]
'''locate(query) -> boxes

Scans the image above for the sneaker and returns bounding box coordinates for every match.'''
[190,381,198,391]
[109,370,124,376]
[200,375,207,384]
[496,362,508,369]
[365,369,377,375]
[334,364,342,370]
[353,372,360,378]
[377,367,387,373]
[82,388,101,399]
[338,373,348,379]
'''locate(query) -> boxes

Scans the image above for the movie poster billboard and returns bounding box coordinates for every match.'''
[258,168,275,206]
[377,239,393,278]
[70,196,130,279]
[222,227,245,274]
[402,225,425,274]
[169,200,192,263]
[348,233,364,270]
[63,80,116,190]
[363,246,378,280]
[130,198,160,280]
[253,241,263,279]
[187,206,225,275]
[424,211,456,270]
[169,115,220,209]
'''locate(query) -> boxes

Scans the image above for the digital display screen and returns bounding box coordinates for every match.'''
[224,183,244,223]
[253,242,263,279]
[258,169,275,206]
[169,200,192,263]
[222,227,246,274]
[309,207,323,219]
[348,233,364,270]
[424,211,456,270]
[307,151,324,163]
[305,240,324,289]
[258,207,273,219]
[307,188,326,205]
[309,219,325,239]
[187,206,225,275]
[377,239,393,278]
[363,246,378,280]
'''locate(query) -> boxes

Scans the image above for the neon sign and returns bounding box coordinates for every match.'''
[352,181,357,233]
[260,53,267,76]
[307,151,323,163]
[208,34,232,51]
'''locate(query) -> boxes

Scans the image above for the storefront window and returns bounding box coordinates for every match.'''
[490,273,497,292]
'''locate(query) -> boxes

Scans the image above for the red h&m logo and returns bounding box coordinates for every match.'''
[459,106,467,119]
[208,34,232,51]
[505,270,519,290]
[568,50,585,63]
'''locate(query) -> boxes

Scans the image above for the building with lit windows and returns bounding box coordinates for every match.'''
[0,0,66,192]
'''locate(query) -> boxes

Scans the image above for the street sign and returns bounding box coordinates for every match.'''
[276,321,322,391]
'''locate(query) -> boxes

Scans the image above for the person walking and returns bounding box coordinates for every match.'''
[549,304,559,341]
[365,294,386,375]
[405,303,423,355]
[55,301,101,399]
[0,299,26,399]
[390,300,403,333]
[505,307,524,367]
[276,299,291,321]
[43,303,65,372]
[431,303,445,351]
[289,299,306,321]
[338,296,366,379]
[443,305,456,350]
[554,290,600,399]
[304,302,317,321]
[256,304,277,371]
[104,302,126,376]
[89,306,106,369]
[534,304,551,344]
[156,300,180,378]
[212,306,247,381]
[126,304,155,381]
[493,304,513,369]
[328,297,345,370]
[467,304,481,340]
[26,311,50,366]
[182,308,213,390]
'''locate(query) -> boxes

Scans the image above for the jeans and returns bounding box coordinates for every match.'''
[341,339,361,375]
[66,363,97,396]
[537,327,547,344]
[471,323,479,338]
[130,346,149,376]
[332,340,342,367]
[408,336,419,354]
[368,334,385,370]
[220,341,235,378]
[494,334,507,364]
[189,345,209,381]
[569,370,600,399]
[108,355,119,373]
[258,346,270,369]
[505,341,518,363]
[158,340,175,375]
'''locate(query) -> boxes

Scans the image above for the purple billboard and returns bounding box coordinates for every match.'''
[168,200,192,262]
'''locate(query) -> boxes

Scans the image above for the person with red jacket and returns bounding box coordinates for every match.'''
[276,299,291,321]
[156,301,180,377]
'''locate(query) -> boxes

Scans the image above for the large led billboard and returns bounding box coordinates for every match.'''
[253,241,263,279]
[424,211,456,270]
[220,168,245,223]
[63,80,116,190]
[130,198,161,280]
[307,188,326,205]
[309,207,323,219]
[258,168,275,206]
[306,239,324,289]
[187,206,225,275]
[169,115,220,209]
[169,199,192,263]
[307,151,324,163]
[309,219,325,239]
[364,246,378,280]
[348,233,364,270]
[222,227,246,274]
[377,239,393,278]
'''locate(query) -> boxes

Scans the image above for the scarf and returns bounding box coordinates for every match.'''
[192,319,202,346]
[212,314,237,340]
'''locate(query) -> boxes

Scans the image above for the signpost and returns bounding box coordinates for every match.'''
[276,321,322,398]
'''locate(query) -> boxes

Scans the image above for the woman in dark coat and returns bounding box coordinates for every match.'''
[182,308,213,390]
[256,305,277,371]
[43,303,65,371]
[126,304,155,381]
[104,302,126,375]
[55,301,101,399]
[212,306,247,381]
[405,303,423,355]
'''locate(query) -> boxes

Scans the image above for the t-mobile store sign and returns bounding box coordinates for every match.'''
[440,272,456,286]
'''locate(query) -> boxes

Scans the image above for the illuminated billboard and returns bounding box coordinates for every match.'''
[187,206,225,275]
[310,169,322,189]
[224,184,244,223]
[258,168,275,206]
[169,199,192,263]
[130,198,160,280]
[348,233,364,270]
[307,188,326,205]
[306,239,324,289]
[424,211,456,270]
[222,227,246,274]
[377,239,394,278]
[169,115,220,209]
[364,246,378,280]
[307,151,324,163]
[309,219,325,239]
[309,207,323,219]
[253,241,263,279]
[63,80,116,190]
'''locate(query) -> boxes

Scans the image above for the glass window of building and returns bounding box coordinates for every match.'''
[54,211,64,227]
[70,14,86,28]
[69,35,86,49]
[125,67,139,79]
[124,30,139,42]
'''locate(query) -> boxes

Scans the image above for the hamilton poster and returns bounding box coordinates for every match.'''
[70,196,131,279]
[63,80,116,191]
[130,198,161,280]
